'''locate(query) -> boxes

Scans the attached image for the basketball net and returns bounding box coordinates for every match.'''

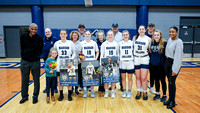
[85,0,93,7]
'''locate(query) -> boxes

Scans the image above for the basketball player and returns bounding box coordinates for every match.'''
[100,30,119,98]
[68,62,76,81]
[54,29,76,101]
[80,30,99,98]
[133,25,151,100]
[119,30,134,99]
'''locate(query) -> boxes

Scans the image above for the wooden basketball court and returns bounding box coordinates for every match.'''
[0,58,199,113]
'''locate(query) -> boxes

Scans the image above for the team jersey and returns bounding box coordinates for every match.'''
[119,40,134,61]
[86,65,94,75]
[80,40,99,60]
[101,40,119,58]
[68,66,76,76]
[133,35,151,56]
[54,40,75,72]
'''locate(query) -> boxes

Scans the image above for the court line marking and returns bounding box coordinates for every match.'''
[0,72,45,108]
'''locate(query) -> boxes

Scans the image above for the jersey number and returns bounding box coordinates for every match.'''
[87,50,91,55]
[109,50,113,55]
[138,45,142,50]
[125,50,128,54]
[61,50,67,55]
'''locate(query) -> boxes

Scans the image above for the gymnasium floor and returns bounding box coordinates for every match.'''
[0,58,199,113]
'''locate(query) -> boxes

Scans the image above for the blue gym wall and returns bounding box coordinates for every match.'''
[0,0,200,57]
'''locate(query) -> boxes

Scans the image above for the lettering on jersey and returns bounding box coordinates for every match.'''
[122,55,132,58]
[84,46,94,49]
[106,47,116,49]
[151,46,159,52]
[136,51,145,54]
[59,47,69,49]
[59,56,69,58]
[85,56,95,58]
[122,46,131,49]
[135,41,146,45]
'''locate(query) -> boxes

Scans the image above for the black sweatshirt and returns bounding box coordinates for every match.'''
[20,32,43,62]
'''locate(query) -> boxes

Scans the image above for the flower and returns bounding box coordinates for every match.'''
[79,53,85,60]
[49,61,57,69]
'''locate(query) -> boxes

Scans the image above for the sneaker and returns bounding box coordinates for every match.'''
[43,89,46,93]
[91,90,95,98]
[150,87,156,94]
[83,90,87,98]
[111,91,115,98]
[19,97,28,104]
[32,96,38,104]
[135,92,141,100]
[122,91,127,98]
[58,94,64,101]
[104,91,109,98]
[75,89,80,95]
[160,96,167,102]
[88,87,92,92]
[143,92,148,100]
[153,94,160,100]
[127,92,132,99]
[78,87,82,91]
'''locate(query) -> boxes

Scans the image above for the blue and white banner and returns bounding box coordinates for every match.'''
[101,56,120,83]
[81,60,100,86]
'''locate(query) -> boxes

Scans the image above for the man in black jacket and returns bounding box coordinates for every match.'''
[19,23,43,104]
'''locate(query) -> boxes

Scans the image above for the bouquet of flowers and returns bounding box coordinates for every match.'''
[49,61,57,75]
[78,53,85,61]
[96,68,102,76]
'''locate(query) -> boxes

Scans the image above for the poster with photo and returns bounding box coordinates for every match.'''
[101,56,120,83]
[81,60,100,86]
[60,59,78,86]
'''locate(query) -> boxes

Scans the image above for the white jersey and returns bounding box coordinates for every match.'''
[86,65,94,75]
[133,35,151,56]
[68,66,76,76]
[54,40,75,72]
[80,40,99,60]
[119,40,134,61]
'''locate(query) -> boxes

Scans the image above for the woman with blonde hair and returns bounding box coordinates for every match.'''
[150,30,167,102]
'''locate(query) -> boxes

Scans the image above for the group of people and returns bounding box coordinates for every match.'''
[19,22,183,109]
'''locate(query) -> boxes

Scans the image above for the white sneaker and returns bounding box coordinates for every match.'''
[83,90,87,98]
[78,87,82,91]
[140,87,143,92]
[111,91,115,98]
[91,90,95,98]
[150,87,156,94]
[127,91,132,99]
[104,91,109,98]
[122,91,127,98]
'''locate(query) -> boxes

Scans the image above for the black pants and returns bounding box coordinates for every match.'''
[20,59,40,98]
[164,58,179,102]
[149,64,155,88]
[151,65,167,95]
[78,63,83,88]
[46,76,57,97]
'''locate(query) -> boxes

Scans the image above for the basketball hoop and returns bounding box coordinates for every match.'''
[85,0,93,7]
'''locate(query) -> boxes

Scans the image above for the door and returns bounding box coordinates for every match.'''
[179,26,200,58]
[4,26,29,58]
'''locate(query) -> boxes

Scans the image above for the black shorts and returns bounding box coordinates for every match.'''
[57,72,60,76]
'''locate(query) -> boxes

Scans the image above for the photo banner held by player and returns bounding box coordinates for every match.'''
[82,60,100,86]
[60,59,78,86]
[101,56,120,83]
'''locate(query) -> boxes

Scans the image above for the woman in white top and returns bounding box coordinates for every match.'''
[100,30,119,98]
[119,30,134,99]
[133,25,151,100]
[80,30,99,98]
[54,30,75,101]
